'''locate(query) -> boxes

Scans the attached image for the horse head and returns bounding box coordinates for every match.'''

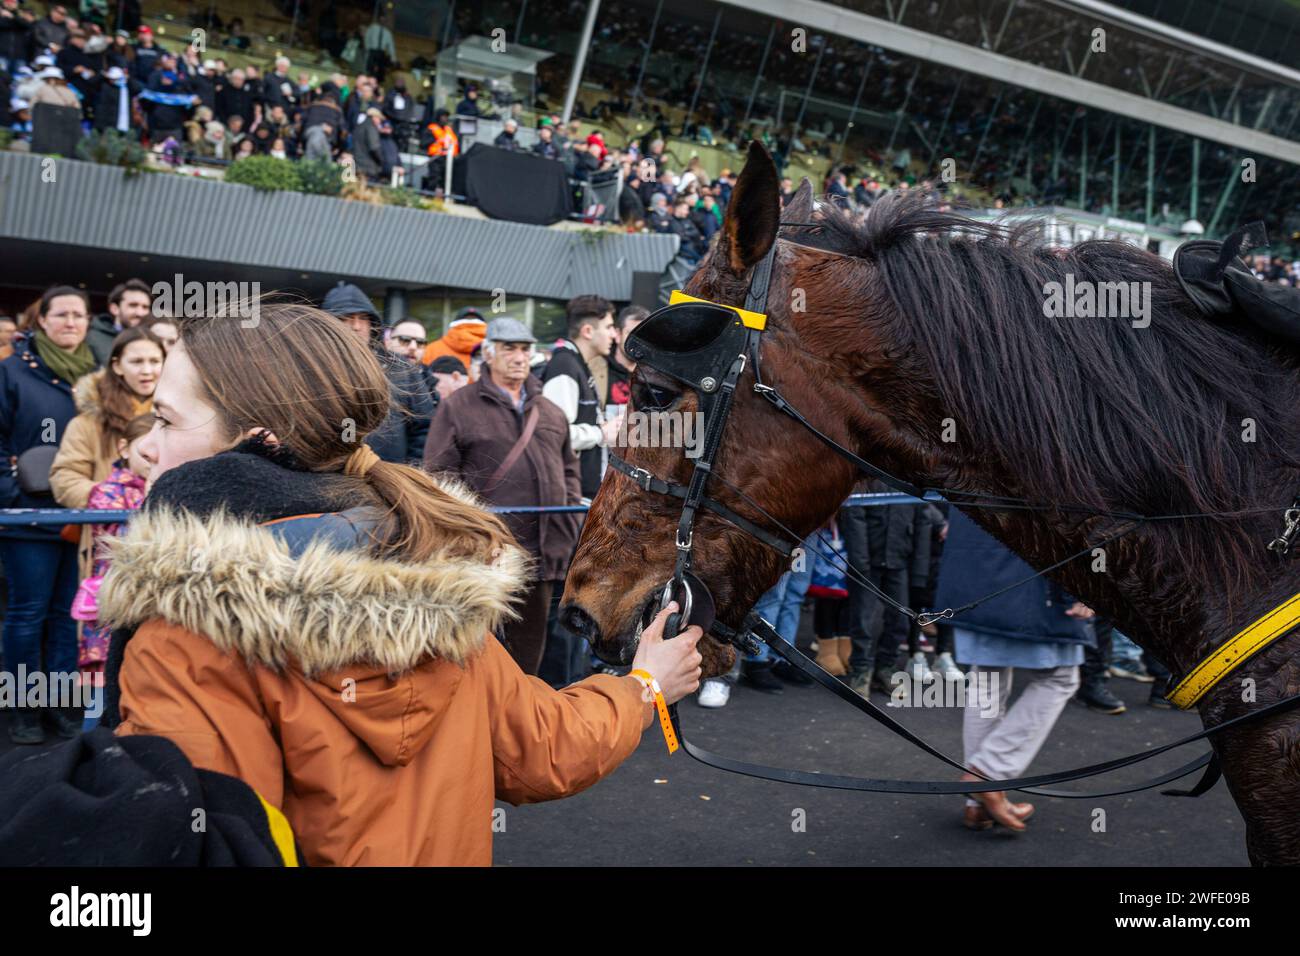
[559,143,941,675]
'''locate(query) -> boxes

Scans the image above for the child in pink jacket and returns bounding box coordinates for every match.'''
[76,414,152,673]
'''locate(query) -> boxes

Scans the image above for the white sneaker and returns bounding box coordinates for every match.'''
[906,650,933,682]
[697,678,731,708]
[934,651,963,681]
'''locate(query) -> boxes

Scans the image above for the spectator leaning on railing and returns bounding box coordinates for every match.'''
[49,326,163,675]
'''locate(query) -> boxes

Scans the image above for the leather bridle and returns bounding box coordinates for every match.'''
[604,221,1300,799]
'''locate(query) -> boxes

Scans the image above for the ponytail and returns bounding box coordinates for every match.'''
[363,459,518,567]
[179,301,518,568]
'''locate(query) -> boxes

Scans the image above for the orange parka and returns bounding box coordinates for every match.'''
[99,498,654,866]
[421,319,486,370]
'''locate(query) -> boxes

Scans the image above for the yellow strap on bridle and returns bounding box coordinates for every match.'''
[668,290,768,330]
[1169,592,1300,709]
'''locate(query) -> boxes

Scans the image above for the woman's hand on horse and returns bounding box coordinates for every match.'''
[1066,602,1095,619]
[632,602,703,705]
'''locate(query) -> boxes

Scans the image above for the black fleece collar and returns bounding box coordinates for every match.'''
[143,434,358,524]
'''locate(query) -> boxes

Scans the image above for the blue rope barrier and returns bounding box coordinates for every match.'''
[0,492,941,529]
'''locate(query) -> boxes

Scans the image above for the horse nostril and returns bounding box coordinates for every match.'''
[558,603,602,646]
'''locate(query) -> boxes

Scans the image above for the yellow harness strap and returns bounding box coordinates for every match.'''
[669,290,768,330]
[257,793,300,867]
[1169,592,1300,709]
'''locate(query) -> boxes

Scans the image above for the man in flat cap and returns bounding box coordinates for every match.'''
[423,318,581,675]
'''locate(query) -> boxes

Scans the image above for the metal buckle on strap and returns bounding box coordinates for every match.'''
[916,608,954,627]
[676,529,693,551]
[1268,506,1300,556]
[629,466,654,491]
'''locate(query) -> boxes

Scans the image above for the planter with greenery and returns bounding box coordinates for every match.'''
[295,159,345,196]
[74,129,149,177]
[224,154,303,192]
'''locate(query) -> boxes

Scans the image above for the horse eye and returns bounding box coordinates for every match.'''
[632,373,677,411]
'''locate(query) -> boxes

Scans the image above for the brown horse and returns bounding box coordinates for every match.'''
[561,142,1300,865]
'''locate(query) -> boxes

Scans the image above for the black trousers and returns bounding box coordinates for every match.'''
[841,506,911,675]
[1082,616,1114,683]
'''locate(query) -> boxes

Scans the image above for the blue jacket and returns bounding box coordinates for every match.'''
[0,334,80,538]
[933,508,1093,646]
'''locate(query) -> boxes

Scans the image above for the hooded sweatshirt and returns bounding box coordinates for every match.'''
[422,317,486,369]
[99,442,654,866]
[321,282,434,464]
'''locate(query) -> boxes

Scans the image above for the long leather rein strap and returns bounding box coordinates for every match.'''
[674,615,1300,798]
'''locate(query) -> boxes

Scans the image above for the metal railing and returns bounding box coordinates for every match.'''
[0,492,938,530]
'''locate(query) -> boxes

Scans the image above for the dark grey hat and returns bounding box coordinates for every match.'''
[321,281,380,325]
[485,317,537,344]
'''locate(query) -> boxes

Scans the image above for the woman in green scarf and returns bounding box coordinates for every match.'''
[0,285,96,745]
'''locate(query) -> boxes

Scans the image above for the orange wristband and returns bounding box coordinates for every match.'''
[630,668,678,754]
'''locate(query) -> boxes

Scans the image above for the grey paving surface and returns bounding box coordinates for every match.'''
[492,660,1247,867]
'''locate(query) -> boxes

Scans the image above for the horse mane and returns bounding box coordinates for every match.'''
[793,191,1300,598]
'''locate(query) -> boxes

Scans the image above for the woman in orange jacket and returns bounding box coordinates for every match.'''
[98,302,702,866]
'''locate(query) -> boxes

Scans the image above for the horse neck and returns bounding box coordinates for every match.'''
[896,402,1300,682]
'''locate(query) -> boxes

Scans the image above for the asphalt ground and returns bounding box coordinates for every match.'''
[0,625,1247,867]
[492,633,1247,867]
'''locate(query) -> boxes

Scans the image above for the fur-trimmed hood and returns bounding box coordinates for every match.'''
[98,504,528,675]
[72,368,104,415]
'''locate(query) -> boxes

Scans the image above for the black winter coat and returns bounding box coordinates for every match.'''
[0,12,31,64]
[0,335,80,539]
[215,81,257,127]
[93,79,140,132]
[364,351,435,465]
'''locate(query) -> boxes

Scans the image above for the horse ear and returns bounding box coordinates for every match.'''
[783,177,814,221]
[718,141,781,275]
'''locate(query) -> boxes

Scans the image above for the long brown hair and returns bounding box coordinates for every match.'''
[178,300,513,565]
[98,327,165,456]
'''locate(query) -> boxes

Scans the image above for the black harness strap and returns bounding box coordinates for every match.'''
[606,454,795,556]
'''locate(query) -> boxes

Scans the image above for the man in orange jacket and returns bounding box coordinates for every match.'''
[422,108,460,157]
[422,306,487,371]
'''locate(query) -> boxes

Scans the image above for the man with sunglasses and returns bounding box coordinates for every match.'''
[385,320,428,362]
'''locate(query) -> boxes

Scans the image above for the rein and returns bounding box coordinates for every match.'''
[609,221,1300,798]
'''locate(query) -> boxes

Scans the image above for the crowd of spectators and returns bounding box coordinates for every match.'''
[0,1,1004,243]
[0,4,419,181]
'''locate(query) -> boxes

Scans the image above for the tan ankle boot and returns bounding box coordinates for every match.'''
[815,636,848,676]
[836,635,853,672]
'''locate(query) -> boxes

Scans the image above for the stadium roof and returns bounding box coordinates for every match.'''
[0,152,678,302]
